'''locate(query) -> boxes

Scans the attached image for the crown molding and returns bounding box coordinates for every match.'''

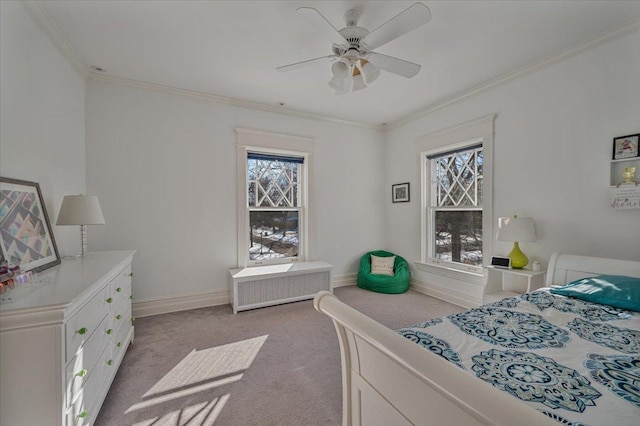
[88,73,382,131]
[23,1,89,79]
[384,16,640,132]
[23,0,640,134]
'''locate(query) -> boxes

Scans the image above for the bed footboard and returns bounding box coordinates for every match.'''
[314,291,556,426]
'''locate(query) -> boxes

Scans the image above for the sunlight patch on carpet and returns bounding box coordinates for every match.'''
[143,334,268,398]
[126,335,267,417]
[132,394,230,426]
[126,374,242,413]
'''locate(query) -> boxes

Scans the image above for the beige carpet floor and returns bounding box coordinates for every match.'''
[96,286,464,426]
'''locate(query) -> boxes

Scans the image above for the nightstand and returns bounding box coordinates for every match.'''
[484,266,546,304]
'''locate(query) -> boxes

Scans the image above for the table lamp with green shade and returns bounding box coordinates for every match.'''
[496,215,536,269]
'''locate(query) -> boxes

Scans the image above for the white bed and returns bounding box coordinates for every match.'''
[314,252,640,426]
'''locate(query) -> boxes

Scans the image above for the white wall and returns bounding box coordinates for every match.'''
[0,1,86,256]
[385,30,640,302]
[85,80,386,301]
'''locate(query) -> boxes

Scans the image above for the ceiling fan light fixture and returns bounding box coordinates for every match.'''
[335,75,354,95]
[328,75,346,91]
[352,74,367,92]
[360,61,381,85]
[331,60,349,78]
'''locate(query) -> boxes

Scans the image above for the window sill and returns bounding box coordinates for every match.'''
[414,261,486,285]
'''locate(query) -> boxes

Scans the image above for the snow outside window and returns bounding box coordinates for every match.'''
[426,144,484,273]
[247,152,304,264]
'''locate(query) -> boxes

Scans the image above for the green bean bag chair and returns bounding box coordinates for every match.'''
[357,250,410,294]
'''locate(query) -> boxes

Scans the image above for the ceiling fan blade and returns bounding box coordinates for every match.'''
[366,52,421,78]
[360,3,431,51]
[296,7,348,46]
[277,55,336,72]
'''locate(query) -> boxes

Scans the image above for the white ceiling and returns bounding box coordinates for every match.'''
[39,1,640,127]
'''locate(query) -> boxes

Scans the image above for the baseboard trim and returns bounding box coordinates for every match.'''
[133,289,230,318]
[333,274,357,288]
[410,278,482,309]
[133,274,358,317]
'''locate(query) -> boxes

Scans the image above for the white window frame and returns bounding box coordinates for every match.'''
[236,129,313,268]
[416,115,494,279]
[423,140,484,274]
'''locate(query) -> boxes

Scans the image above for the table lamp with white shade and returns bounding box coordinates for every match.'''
[496,215,536,269]
[56,195,105,257]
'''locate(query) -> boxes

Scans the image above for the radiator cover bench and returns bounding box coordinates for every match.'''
[229,261,333,314]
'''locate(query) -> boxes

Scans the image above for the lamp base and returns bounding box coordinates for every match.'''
[508,242,529,269]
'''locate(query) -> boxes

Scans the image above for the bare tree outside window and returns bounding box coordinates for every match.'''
[430,147,483,266]
[248,156,301,261]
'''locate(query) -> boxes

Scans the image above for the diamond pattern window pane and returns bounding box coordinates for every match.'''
[434,148,483,207]
[248,159,299,207]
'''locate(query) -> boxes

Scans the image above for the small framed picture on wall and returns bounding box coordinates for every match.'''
[392,182,410,203]
[612,133,639,160]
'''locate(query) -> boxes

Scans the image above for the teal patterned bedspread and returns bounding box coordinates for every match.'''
[397,289,640,426]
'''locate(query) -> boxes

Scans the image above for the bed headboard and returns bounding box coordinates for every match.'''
[546,252,640,286]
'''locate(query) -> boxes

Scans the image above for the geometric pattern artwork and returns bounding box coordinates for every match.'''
[568,318,640,354]
[0,190,53,264]
[585,353,640,408]
[472,349,601,412]
[449,307,571,349]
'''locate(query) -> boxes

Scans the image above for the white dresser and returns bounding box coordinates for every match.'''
[0,250,135,426]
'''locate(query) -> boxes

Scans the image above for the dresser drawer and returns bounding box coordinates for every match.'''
[112,293,130,327]
[65,315,112,405]
[66,344,112,425]
[111,264,132,299]
[65,284,112,361]
[113,305,132,358]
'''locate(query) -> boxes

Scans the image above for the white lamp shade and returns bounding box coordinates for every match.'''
[328,75,346,90]
[352,74,367,92]
[361,62,381,85]
[331,60,349,78]
[335,75,354,95]
[56,195,105,225]
[496,216,536,242]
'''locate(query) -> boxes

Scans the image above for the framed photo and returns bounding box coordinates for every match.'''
[392,182,410,203]
[612,133,639,160]
[0,177,61,273]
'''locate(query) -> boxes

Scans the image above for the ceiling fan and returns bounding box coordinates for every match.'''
[277,3,431,94]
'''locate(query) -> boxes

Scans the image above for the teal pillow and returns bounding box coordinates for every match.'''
[550,275,640,312]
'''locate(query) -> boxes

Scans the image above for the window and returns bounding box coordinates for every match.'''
[426,144,483,271]
[417,115,493,279]
[247,152,303,263]
[235,128,313,269]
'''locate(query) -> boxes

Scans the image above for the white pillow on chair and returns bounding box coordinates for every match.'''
[371,255,395,276]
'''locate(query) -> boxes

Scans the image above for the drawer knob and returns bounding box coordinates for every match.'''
[106,329,113,335]
[131,317,136,324]
[106,297,113,304]
[129,272,134,277]
[76,327,88,335]
[116,314,122,320]
[117,342,122,348]
[107,359,113,366]
[78,411,88,419]
[130,295,134,300]
[75,369,87,378]
[116,287,122,293]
